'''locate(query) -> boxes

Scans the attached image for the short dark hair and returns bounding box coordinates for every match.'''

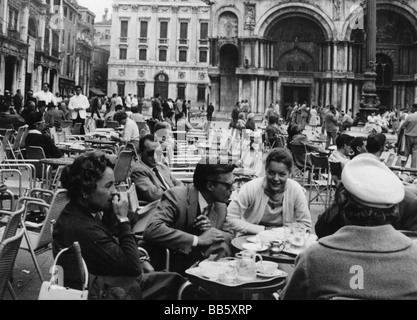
[115,104,124,112]
[265,148,293,172]
[131,106,139,114]
[113,111,127,123]
[350,137,367,157]
[0,99,10,113]
[139,134,155,153]
[74,85,82,90]
[366,133,386,154]
[335,134,354,149]
[42,83,50,88]
[268,116,277,125]
[26,111,44,129]
[193,157,236,192]
[61,151,114,200]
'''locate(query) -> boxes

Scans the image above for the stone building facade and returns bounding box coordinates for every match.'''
[207,0,417,116]
[108,0,211,106]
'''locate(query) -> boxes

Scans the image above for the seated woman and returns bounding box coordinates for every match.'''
[52,151,185,299]
[25,111,62,158]
[227,148,312,235]
[283,155,417,300]
[288,124,327,154]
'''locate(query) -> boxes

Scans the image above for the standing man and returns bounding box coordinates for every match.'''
[125,93,133,110]
[207,102,214,122]
[132,94,138,109]
[300,102,309,130]
[152,93,163,121]
[324,105,339,149]
[34,83,57,109]
[68,85,89,135]
[13,89,24,114]
[399,104,417,168]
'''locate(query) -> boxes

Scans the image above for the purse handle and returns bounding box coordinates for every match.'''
[52,242,89,292]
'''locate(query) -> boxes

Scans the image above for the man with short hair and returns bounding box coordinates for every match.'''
[324,105,339,149]
[113,111,140,151]
[350,137,367,159]
[130,134,183,203]
[143,157,235,274]
[0,98,26,130]
[68,85,89,134]
[329,134,354,170]
[34,83,57,108]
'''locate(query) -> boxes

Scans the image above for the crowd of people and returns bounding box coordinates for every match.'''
[3,84,417,300]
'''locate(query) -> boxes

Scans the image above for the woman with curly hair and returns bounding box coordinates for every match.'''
[52,151,185,300]
[283,155,417,300]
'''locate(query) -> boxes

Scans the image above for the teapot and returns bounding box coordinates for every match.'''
[235,250,263,282]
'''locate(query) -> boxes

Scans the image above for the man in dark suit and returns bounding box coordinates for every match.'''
[151,94,163,121]
[207,103,214,122]
[143,157,236,274]
[130,134,183,203]
[25,111,62,158]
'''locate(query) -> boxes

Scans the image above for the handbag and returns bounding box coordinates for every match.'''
[38,243,89,300]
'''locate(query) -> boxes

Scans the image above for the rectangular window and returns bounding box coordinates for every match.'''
[67,33,71,51]
[179,50,187,62]
[180,22,188,39]
[64,7,67,18]
[66,56,71,76]
[200,22,208,39]
[197,84,206,102]
[199,50,207,63]
[139,49,147,61]
[160,21,168,39]
[137,82,145,99]
[117,82,125,97]
[54,0,60,5]
[13,10,17,30]
[177,84,186,100]
[69,12,73,22]
[119,48,127,60]
[159,49,167,62]
[120,20,128,38]
[140,21,148,38]
[62,30,65,44]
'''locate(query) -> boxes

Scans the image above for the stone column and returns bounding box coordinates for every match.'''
[277,79,282,107]
[348,82,353,113]
[75,56,80,85]
[392,84,397,109]
[251,39,255,68]
[239,40,245,68]
[254,40,260,68]
[325,81,331,106]
[344,43,348,71]
[21,3,30,42]
[210,77,220,111]
[315,81,320,106]
[332,81,338,106]
[327,42,332,71]
[39,10,46,51]
[239,77,243,100]
[333,42,338,71]
[341,80,347,111]
[266,78,272,105]
[401,84,406,108]
[251,76,258,113]
[414,83,417,104]
[0,55,4,93]
[259,41,265,68]
[349,43,353,72]
[18,59,26,93]
[273,78,278,104]
[258,78,265,113]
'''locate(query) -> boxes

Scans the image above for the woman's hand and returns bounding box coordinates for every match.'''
[112,192,129,220]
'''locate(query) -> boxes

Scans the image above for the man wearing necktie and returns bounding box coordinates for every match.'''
[143,157,236,274]
[130,134,183,203]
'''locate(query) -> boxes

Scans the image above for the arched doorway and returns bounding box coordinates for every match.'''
[154,73,169,100]
[219,44,239,111]
[267,16,326,115]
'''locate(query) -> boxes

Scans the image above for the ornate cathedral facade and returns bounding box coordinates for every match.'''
[109,0,417,116]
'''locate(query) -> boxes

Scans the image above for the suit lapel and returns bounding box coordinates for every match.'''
[141,161,165,189]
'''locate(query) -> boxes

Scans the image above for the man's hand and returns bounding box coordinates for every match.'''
[197,228,225,246]
[112,192,129,221]
[193,215,212,232]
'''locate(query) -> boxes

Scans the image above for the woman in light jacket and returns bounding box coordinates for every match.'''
[227,148,311,235]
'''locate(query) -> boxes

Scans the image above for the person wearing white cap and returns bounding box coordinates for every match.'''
[283,155,417,300]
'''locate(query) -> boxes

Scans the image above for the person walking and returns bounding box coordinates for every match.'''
[207,102,214,122]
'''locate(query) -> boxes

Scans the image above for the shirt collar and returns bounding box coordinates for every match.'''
[198,192,209,213]
[28,129,42,135]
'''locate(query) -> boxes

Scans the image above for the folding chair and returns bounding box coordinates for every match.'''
[0,205,26,300]
[5,125,28,159]
[19,189,69,282]
[0,229,25,300]
[26,146,47,188]
[0,129,14,160]
[308,153,331,209]
[289,143,310,187]
[114,150,134,190]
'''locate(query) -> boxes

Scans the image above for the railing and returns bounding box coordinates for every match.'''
[120,37,128,43]
[158,38,168,45]
[198,39,209,46]
[178,39,189,46]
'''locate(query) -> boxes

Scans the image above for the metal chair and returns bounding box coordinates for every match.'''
[72,123,82,135]
[114,150,134,189]
[5,125,28,160]
[0,229,25,300]
[26,146,47,186]
[289,143,310,187]
[19,189,69,282]
[308,153,331,210]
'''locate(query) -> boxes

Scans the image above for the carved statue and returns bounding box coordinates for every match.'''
[333,0,342,20]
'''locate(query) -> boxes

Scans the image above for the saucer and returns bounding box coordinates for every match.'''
[256,269,287,278]
[242,242,268,252]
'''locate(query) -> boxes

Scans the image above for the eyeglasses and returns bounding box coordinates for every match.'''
[207,180,235,190]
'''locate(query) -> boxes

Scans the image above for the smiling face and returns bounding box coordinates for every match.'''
[265,161,290,193]
[86,167,116,212]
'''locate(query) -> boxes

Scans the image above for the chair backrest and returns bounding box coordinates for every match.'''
[13,125,28,149]
[290,143,308,169]
[72,123,82,135]
[19,125,29,149]
[0,124,14,130]
[0,229,25,299]
[1,129,14,152]
[114,150,134,184]
[34,189,69,251]
[49,127,58,145]
[106,121,119,129]
[57,131,67,143]
[26,146,46,180]
[310,153,329,171]
[329,161,343,181]
[1,205,25,242]
[127,183,139,213]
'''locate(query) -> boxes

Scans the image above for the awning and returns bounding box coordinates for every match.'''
[89,87,106,96]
